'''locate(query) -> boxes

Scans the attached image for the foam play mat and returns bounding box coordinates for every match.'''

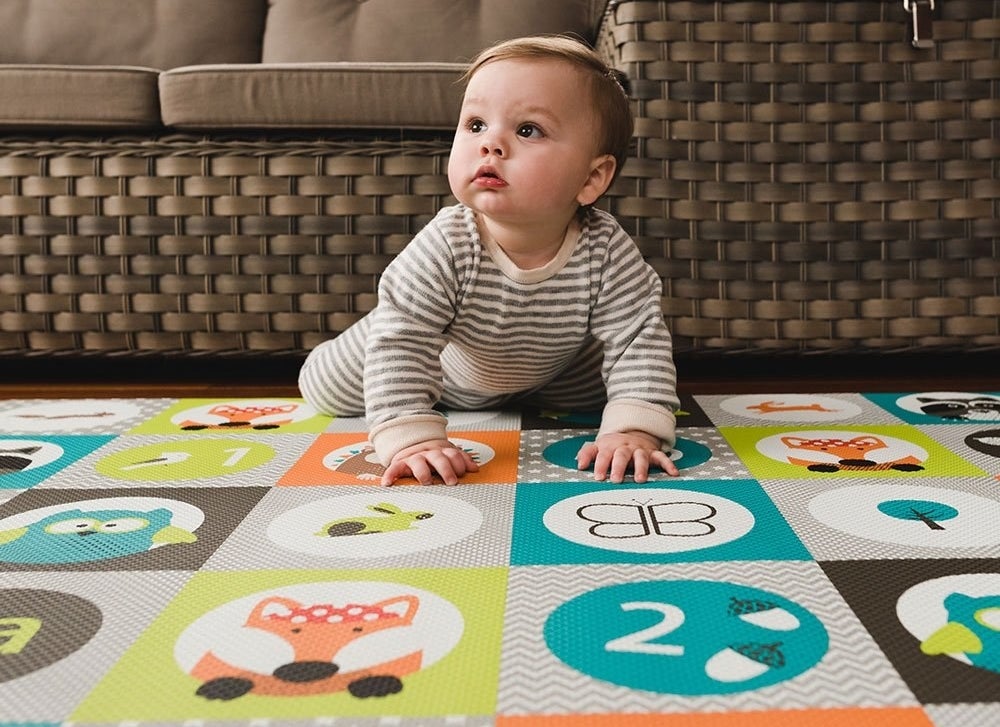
[2,391,1000,725]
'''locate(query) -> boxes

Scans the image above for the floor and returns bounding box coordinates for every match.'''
[4,383,1000,724]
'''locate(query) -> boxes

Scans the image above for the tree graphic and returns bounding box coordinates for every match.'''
[876,499,959,530]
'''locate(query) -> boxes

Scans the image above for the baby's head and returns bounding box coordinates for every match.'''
[461,35,634,183]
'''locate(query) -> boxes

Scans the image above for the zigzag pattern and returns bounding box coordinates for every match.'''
[499,563,917,714]
[3,390,999,724]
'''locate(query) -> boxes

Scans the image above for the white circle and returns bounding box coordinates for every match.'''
[809,485,1000,548]
[720,394,861,422]
[0,400,142,431]
[542,488,754,553]
[267,491,483,557]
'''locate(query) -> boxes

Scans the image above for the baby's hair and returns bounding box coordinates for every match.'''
[461,35,634,181]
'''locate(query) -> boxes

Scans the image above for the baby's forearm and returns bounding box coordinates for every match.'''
[598,398,677,450]
[367,412,450,465]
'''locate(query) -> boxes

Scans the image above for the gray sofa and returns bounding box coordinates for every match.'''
[2,0,998,380]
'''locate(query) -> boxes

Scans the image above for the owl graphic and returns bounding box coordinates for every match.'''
[920,591,1000,674]
[0,507,197,564]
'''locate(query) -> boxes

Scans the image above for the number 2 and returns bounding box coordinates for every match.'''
[605,601,685,656]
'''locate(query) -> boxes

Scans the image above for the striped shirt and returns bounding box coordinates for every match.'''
[301,203,679,463]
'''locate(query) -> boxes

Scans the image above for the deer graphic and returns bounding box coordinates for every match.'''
[746,400,837,415]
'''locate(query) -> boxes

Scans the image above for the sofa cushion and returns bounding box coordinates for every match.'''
[0,66,160,129]
[160,63,464,130]
[262,0,605,63]
[0,0,267,69]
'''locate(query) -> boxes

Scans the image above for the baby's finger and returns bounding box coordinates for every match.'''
[576,441,598,471]
[380,461,410,487]
[652,450,680,476]
[425,451,461,486]
[444,446,479,474]
[631,449,651,483]
[609,448,634,483]
[406,456,436,485]
[593,449,614,481]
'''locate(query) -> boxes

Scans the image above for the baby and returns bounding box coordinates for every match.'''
[299,35,680,485]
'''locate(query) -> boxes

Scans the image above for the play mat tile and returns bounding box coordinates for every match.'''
[2,390,1000,725]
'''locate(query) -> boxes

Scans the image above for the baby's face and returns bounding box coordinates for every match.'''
[448,58,609,227]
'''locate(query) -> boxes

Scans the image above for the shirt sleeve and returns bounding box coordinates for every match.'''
[587,216,680,448]
[363,209,468,464]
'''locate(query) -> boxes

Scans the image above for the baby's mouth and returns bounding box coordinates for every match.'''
[474,166,506,187]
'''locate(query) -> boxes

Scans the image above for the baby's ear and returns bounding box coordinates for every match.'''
[577,154,617,207]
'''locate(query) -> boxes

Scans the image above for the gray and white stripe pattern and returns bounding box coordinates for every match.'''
[299,203,678,461]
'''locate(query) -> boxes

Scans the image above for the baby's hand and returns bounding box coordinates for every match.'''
[576,431,679,483]
[381,439,479,486]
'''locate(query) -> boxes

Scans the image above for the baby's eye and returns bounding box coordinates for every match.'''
[467,119,486,133]
[517,123,543,139]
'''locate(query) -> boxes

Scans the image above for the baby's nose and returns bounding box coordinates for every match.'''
[480,142,504,157]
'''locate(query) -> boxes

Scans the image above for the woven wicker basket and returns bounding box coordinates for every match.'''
[1,0,998,358]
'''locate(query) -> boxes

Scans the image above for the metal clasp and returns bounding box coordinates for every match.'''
[903,0,935,48]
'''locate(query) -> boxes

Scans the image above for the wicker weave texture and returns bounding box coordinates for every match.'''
[603,0,1000,351]
[1,0,999,355]
[0,137,454,352]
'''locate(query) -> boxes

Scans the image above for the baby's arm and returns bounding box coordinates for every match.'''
[576,430,679,483]
[583,218,680,483]
[381,439,480,486]
[360,208,471,482]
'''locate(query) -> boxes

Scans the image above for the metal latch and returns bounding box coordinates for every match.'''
[904,0,935,48]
